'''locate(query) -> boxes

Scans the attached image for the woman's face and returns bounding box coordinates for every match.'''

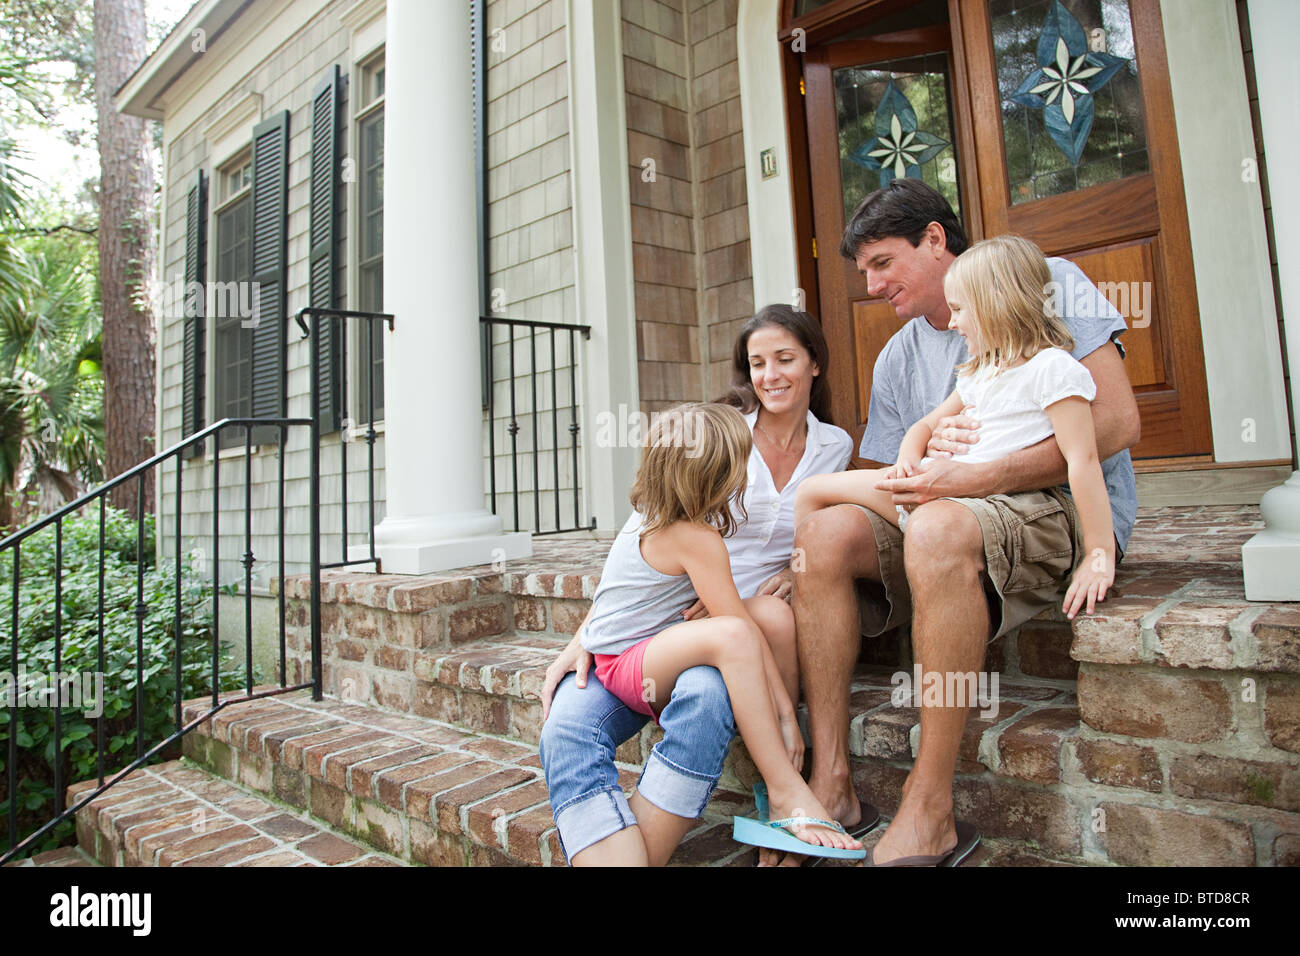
[747,324,820,418]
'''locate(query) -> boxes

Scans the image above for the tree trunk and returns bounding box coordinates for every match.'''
[95,0,156,516]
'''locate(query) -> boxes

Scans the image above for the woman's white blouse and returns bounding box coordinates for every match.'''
[726,409,853,599]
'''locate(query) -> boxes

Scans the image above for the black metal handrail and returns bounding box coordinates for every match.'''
[295,307,394,570]
[480,315,595,535]
[0,308,393,863]
[1,416,316,863]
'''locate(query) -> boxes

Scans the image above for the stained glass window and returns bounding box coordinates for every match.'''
[991,0,1149,204]
[834,53,961,221]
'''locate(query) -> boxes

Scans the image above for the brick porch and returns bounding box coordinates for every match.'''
[37,504,1300,867]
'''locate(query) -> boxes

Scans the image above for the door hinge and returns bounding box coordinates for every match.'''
[799,76,806,96]
[812,237,818,259]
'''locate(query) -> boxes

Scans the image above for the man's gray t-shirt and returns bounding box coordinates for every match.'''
[860,256,1138,552]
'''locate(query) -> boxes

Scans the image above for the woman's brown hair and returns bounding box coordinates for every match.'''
[718,304,834,426]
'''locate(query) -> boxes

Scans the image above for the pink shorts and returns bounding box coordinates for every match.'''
[593,637,659,723]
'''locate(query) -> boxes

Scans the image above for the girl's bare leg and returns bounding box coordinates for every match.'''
[569,824,649,866]
[746,594,798,705]
[795,469,902,528]
[640,616,860,852]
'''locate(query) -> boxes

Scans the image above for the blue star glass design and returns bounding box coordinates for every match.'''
[849,78,950,187]
[1010,0,1128,165]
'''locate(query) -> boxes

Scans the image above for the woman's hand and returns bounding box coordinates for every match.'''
[756,567,795,603]
[540,632,592,721]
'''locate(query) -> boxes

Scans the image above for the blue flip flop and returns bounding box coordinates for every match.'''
[733,784,867,861]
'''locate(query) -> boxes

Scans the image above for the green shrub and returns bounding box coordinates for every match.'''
[0,507,253,857]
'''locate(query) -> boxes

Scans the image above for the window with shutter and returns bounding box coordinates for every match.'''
[182,169,207,458]
[212,149,253,450]
[248,110,290,445]
[355,53,385,424]
[311,65,344,432]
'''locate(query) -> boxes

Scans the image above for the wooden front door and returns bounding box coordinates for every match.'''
[793,0,1212,461]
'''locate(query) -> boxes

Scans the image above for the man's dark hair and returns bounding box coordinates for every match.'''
[838,179,968,260]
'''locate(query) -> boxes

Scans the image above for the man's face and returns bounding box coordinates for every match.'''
[853,230,950,322]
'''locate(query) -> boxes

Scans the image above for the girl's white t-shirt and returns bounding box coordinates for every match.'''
[944,347,1097,466]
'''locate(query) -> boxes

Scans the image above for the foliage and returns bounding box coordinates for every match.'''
[0,506,252,858]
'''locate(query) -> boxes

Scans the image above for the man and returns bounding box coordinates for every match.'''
[792,179,1140,866]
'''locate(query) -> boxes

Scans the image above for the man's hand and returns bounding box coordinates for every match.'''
[874,457,994,507]
[926,405,980,459]
[540,633,592,721]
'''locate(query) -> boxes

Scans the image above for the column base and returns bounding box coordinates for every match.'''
[373,511,533,575]
[1242,470,1300,601]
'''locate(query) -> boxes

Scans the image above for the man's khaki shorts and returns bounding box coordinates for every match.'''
[854,487,1085,642]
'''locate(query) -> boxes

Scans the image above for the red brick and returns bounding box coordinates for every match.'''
[1070,598,1161,664]
[462,737,536,763]
[464,779,551,847]
[460,691,509,734]
[374,752,472,809]
[1252,606,1300,672]
[1077,665,1231,742]
[858,707,917,759]
[433,768,536,834]
[298,832,365,865]
[1098,803,1254,866]
[156,824,261,865]
[404,760,501,821]
[1153,603,1238,669]
[389,577,473,612]
[1016,623,1079,680]
[235,851,308,866]
[180,836,277,867]
[334,638,368,662]
[514,596,547,631]
[259,813,319,841]
[372,673,413,712]
[952,778,1082,856]
[506,806,558,866]
[322,739,406,790]
[996,707,1078,785]
[1273,833,1300,867]
[350,745,440,800]
[448,602,509,642]
[956,703,1026,774]
[307,781,352,829]
[301,731,387,779]
[1071,738,1164,792]
[1169,753,1300,811]
[510,698,545,742]
[260,719,343,762]
[279,725,357,768]
[549,600,588,635]
[375,646,410,670]
[1264,679,1300,753]
[412,683,461,722]
[409,819,468,866]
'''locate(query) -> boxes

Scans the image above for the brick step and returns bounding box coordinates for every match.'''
[178,690,755,866]
[3,846,99,867]
[63,760,405,867]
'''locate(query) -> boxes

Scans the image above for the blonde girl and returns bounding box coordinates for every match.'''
[796,235,1114,619]
[580,402,863,859]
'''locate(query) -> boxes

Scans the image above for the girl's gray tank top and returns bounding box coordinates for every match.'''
[579,513,700,656]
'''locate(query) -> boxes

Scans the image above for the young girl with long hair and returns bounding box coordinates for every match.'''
[796,235,1114,618]
[580,402,864,859]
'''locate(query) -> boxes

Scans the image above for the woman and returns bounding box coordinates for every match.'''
[538,304,872,866]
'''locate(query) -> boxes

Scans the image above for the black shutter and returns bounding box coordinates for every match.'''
[310,66,342,432]
[182,169,207,458]
[249,110,289,445]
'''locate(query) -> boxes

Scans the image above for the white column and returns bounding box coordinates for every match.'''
[1242,0,1300,600]
[373,0,530,574]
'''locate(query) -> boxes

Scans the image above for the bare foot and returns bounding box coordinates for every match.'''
[807,768,862,829]
[766,780,862,852]
[869,792,956,864]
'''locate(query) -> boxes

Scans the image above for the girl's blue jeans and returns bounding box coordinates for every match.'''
[539,666,737,864]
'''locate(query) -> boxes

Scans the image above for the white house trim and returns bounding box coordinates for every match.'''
[737,0,801,313]
[565,0,639,534]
